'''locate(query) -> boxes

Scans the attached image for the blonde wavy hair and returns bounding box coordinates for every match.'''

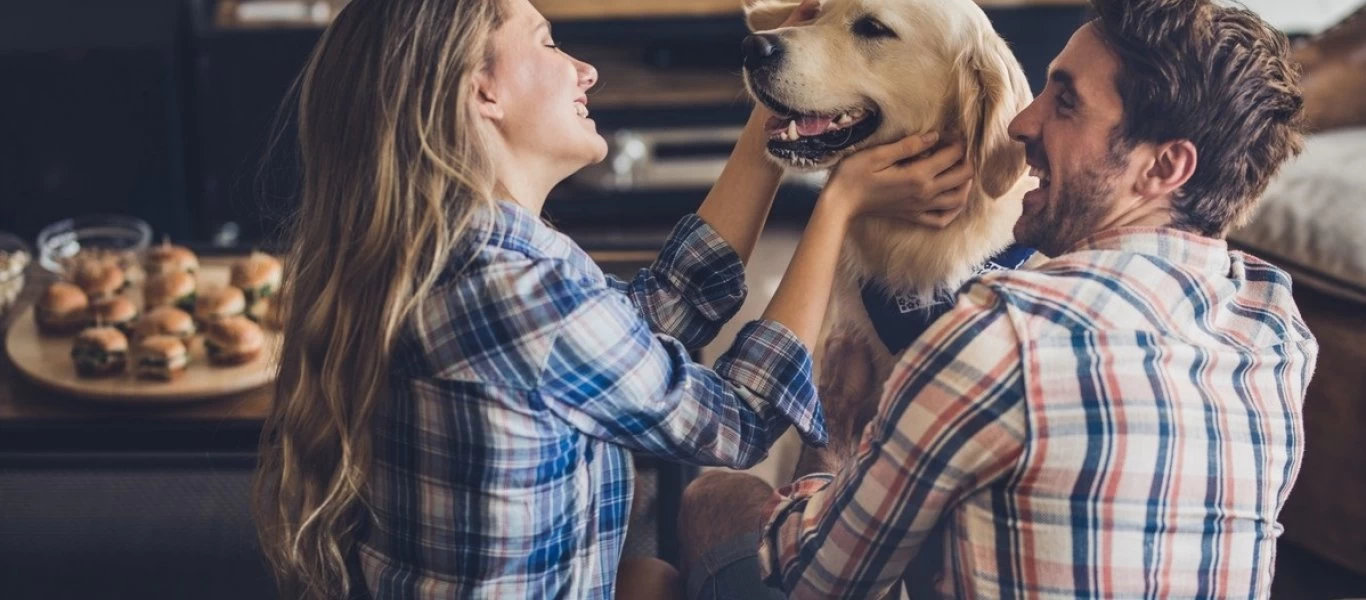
[253,0,506,598]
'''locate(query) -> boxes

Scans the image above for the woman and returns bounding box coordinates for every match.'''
[253,0,974,598]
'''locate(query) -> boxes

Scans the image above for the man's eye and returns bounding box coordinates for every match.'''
[852,16,897,39]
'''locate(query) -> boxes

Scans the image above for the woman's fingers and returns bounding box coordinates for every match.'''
[865,132,941,167]
[924,159,974,197]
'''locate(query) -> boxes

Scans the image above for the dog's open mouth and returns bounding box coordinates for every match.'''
[753,87,882,167]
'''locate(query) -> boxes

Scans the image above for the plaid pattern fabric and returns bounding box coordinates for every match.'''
[761,227,1318,599]
[359,202,825,599]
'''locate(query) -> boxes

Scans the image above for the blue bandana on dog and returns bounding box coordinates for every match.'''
[859,244,1035,355]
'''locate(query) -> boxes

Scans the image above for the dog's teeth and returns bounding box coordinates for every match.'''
[787,120,799,141]
[836,113,853,126]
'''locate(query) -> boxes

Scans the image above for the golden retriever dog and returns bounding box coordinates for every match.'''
[742,0,1037,425]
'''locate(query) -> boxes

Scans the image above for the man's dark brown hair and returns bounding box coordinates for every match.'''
[1090,0,1306,236]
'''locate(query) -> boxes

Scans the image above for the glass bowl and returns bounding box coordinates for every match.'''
[0,232,34,321]
[36,215,153,279]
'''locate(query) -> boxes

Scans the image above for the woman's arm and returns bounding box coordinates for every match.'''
[693,108,786,264]
[539,135,976,464]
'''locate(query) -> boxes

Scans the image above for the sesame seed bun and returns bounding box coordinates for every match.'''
[230,253,283,294]
[74,261,127,300]
[134,306,196,340]
[72,326,129,377]
[37,282,90,335]
[204,316,264,366]
[195,286,247,322]
[134,334,189,380]
[144,243,199,276]
[75,326,129,352]
[145,271,198,309]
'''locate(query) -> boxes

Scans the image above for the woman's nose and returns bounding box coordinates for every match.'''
[578,62,598,90]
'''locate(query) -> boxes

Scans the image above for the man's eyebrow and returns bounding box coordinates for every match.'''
[1049,67,1082,103]
[536,20,552,36]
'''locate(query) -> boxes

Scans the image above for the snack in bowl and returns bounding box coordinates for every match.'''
[144,238,200,277]
[204,315,264,366]
[90,296,140,337]
[36,282,90,335]
[0,245,30,319]
[195,286,247,323]
[133,306,197,342]
[145,271,198,313]
[133,334,190,381]
[73,259,129,302]
[71,325,129,377]
[230,252,282,313]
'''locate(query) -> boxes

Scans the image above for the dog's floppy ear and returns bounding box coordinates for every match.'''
[744,0,803,32]
[956,31,1033,199]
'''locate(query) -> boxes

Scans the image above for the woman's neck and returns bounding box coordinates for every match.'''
[494,151,561,216]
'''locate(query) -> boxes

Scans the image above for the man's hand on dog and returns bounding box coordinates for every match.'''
[823,132,974,229]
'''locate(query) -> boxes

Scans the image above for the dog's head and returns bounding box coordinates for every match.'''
[743,0,1030,198]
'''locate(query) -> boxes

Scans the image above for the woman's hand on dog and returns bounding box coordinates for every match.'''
[821,132,974,229]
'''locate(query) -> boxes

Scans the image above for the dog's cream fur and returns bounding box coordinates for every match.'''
[744,0,1037,394]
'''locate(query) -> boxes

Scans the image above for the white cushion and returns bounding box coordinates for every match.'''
[1232,127,1366,304]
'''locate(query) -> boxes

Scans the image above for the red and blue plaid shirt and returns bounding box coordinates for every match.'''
[761,227,1318,599]
[358,202,825,599]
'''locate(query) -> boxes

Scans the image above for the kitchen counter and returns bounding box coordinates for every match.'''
[0,247,659,465]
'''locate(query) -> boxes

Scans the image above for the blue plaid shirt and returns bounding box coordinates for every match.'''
[357,202,826,599]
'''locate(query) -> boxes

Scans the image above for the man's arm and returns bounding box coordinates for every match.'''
[758,285,1029,597]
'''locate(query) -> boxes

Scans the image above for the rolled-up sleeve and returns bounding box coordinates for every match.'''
[606,214,748,350]
[758,285,1027,598]
[538,280,826,468]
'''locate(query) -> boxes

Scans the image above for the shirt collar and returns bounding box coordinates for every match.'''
[471,200,575,261]
[1067,226,1231,275]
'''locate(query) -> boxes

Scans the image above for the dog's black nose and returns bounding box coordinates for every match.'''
[743,34,782,68]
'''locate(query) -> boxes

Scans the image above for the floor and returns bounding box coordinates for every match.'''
[698,227,1366,599]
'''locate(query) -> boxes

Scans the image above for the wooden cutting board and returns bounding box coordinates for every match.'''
[3,264,280,404]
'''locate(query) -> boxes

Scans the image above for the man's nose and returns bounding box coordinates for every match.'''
[1008,99,1041,143]
[742,34,783,70]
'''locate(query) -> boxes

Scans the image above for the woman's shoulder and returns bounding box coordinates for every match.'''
[412,252,610,388]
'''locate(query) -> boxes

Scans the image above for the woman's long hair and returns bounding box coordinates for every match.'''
[253,1,506,598]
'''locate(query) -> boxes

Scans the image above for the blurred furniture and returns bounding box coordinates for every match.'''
[1231,127,1366,578]
[1294,3,1366,133]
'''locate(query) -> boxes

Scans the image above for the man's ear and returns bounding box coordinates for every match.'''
[472,71,503,121]
[745,0,803,32]
[1136,139,1198,198]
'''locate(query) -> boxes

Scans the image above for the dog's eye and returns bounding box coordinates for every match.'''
[852,16,897,39]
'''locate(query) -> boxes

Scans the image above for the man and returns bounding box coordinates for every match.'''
[678,0,1318,598]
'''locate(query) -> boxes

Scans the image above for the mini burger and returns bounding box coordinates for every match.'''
[144,239,199,276]
[195,286,247,323]
[71,326,129,377]
[36,282,90,335]
[73,260,129,302]
[204,315,264,366]
[90,296,139,336]
[145,271,198,312]
[133,334,189,381]
[230,253,282,308]
[133,306,196,342]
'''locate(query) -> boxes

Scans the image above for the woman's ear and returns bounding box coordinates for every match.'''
[472,71,504,121]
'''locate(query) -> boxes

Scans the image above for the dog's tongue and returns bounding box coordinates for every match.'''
[797,115,833,136]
